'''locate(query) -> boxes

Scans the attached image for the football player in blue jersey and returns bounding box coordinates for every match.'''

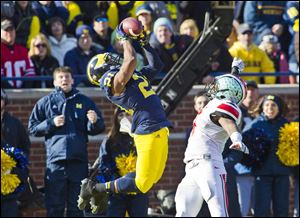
[78,22,172,213]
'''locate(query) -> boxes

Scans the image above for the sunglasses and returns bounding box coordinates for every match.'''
[35,43,47,48]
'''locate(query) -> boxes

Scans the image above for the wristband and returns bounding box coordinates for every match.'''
[230,132,242,143]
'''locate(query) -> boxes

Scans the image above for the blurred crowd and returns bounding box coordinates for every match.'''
[1,1,299,89]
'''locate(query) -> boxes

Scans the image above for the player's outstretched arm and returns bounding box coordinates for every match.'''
[218,116,249,154]
[113,39,137,95]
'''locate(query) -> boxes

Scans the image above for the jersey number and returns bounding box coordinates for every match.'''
[132,74,155,98]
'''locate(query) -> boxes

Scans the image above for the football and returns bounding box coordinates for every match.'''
[121,17,143,37]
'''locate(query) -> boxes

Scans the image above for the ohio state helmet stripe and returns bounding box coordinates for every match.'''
[217,104,239,119]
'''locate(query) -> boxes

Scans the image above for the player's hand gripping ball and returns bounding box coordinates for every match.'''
[121,17,143,37]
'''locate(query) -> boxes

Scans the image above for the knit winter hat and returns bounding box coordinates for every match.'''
[262,94,284,116]
[153,17,173,34]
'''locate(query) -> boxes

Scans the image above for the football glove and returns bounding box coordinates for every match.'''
[116,23,128,41]
[231,57,245,75]
[77,178,95,210]
[90,191,108,214]
[130,30,149,46]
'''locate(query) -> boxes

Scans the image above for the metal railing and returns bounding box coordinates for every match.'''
[1,72,299,82]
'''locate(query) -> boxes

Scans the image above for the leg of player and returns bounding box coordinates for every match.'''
[175,173,204,217]
[90,128,169,194]
[197,160,229,217]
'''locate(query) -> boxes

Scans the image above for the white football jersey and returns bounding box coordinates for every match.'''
[184,98,242,163]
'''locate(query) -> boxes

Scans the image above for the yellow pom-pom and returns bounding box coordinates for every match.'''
[276,122,299,166]
[1,150,21,195]
[1,149,16,173]
[1,174,21,195]
[115,151,137,177]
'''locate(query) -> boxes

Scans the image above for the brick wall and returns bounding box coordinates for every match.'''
[5,85,299,217]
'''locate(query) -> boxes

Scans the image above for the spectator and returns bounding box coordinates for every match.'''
[234,80,260,217]
[243,1,290,55]
[76,2,143,30]
[64,25,103,87]
[136,4,154,38]
[1,18,36,89]
[13,1,40,49]
[150,17,193,81]
[147,1,171,23]
[28,66,105,217]
[1,139,28,217]
[177,1,212,32]
[1,88,31,217]
[283,1,299,84]
[48,16,77,66]
[179,19,199,40]
[163,1,179,27]
[96,108,149,216]
[229,23,276,84]
[1,88,30,158]
[28,33,59,88]
[61,1,83,36]
[31,1,69,35]
[75,1,104,27]
[259,34,291,84]
[1,1,15,19]
[92,13,114,52]
[243,95,291,217]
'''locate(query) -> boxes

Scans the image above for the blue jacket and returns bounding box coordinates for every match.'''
[28,87,105,163]
[244,1,286,35]
[64,46,103,87]
[245,113,290,176]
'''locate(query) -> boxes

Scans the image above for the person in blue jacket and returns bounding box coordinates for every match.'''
[28,66,105,217]
[243,94,291,217]
[243,1,290,55]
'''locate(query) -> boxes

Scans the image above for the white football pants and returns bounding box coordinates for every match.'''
[175,158,229,217]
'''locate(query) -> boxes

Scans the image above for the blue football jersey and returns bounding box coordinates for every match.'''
[100,69,171,134]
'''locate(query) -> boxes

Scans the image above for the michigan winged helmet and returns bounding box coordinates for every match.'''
[87,53,122,86]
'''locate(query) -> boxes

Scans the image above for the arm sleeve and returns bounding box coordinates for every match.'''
[139,43,164,81]
[28,100,57,137]
[214,103,241,123]
[87,100,106,135]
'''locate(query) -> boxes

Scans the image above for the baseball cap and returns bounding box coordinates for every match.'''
[245,80,258,89]
[75,25,91,39]
[136,4,152,17]
[237,23,252,35]
[1,19,14,30]
[93,13,109,22]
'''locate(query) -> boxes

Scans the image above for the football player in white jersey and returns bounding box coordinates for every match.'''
[175,58,250,217]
